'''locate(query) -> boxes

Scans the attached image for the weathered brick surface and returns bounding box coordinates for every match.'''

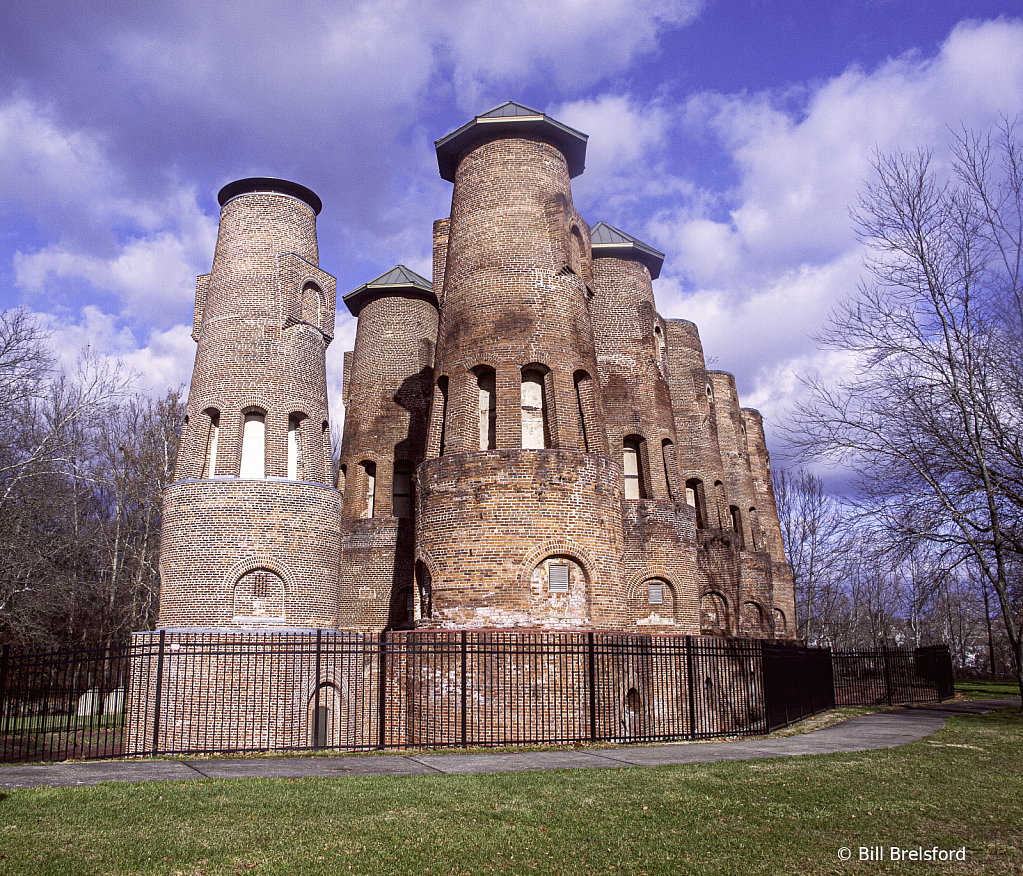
[159,182,342,630]
[158,112,796,643]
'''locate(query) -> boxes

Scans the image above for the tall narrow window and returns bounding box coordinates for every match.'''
[715,482,726,527]
[623,438,644,499]
[749,507,760,551]
[476,368,496,450]
[239,412,266,478]
[662,439,679,500]
[574,370,594,452]
[287,415,304,480]
[203,410,220,478]
[361,461,376,518]
[685,478,705,528]
[322,421,332,484]
[521,367,550,449]
[436,376,449,456]
[654,324,667,374]
[338,464,347,492]
[729,505,744,548]
[393,462,412,518]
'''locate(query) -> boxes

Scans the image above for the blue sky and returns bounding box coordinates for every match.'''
[1,0,1021,459]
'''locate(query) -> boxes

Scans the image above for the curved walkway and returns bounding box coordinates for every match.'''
[0,698,1016,791]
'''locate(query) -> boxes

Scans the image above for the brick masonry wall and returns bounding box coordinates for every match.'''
[159,480,342,628]
[416,450,629,629]
[590,254,681,502]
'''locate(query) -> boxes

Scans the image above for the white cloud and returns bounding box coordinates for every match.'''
[640,18,1023,439]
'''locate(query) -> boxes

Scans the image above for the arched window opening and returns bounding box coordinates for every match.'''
[361,461,376,518]
[415,561,433,620]
[322,421,332,484]
[301,282,323,327]
[729,506,744,548]
[749,507,760,551]
[287,415,305,480]
[685,478,706,528]
[239,411,266,478]
[476,367,496,451]
[393,461,413,518]
[574,370,594,452]
[338,464,347,492]
[233,568,285,621]
[741,601,764,636]
[700,592,728,635]
[706,381,714,401]
[715,481,726,527]
[436,376,449,456]
[661,439,679,500]
[654,324,667,374]
[773,608,786,635]
[622,436,646,499]
[568,225,586,277]
[202,409,220,478]
[521,367,551,449]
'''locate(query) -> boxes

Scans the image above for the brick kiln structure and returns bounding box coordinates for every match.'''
[135,103,796,755]
[157,102,795,642]
[337,103,795,640]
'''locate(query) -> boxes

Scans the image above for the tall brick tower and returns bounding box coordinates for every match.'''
[337,265,439,631]
[159,178,342,629]
[416,102,630,629]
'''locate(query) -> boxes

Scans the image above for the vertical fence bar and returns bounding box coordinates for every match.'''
[377,632,388,750]
[587,632,596,742]
[460,630,468,748]
[685,636,696,740]
[0,644,9,748]
[882,646,894,706]
[313,629,323,749]
[150,630,166,756]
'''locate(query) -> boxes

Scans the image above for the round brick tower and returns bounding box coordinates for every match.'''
[159,178,342,629]
[337,266,439,631]
[416,102,628,629]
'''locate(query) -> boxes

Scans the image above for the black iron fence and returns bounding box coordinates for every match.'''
[0,634,953,764]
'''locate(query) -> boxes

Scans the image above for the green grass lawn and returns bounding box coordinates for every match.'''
[955,679,1021,700]
[0,709,1020,876]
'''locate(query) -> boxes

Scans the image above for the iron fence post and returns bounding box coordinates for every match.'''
[313,629,323,749]
[685,636,697,739]
[882,646,894,706]
[151,630,166,756]
[460,630,468,748]
[378,632,387,750]
[0,643,9,737]
[587,632,596,742]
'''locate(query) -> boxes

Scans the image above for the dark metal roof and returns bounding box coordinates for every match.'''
[217,178,322,215]
[589,221,665,280]
[343,265,437,317]
[435,101,588,182]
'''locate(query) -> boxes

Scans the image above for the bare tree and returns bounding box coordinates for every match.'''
[791,119,1023,702]
[773,468,851,645]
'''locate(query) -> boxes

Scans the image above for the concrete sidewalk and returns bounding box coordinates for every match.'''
[0,698,1016,791]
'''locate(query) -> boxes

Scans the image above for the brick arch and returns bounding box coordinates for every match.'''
[223,554,298,593]
[515,539,597,588]
[414,545,445,581]
[624,567,683,602]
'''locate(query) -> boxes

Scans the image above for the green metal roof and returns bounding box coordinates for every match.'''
[590,221,665,280]
[435,101,588,182]
[343,265,437,317]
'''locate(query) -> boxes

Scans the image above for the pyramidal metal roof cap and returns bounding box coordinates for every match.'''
[589,221,665,280]
[343,264,437,317]
[217,177,322,215]
[435,101,588,182]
